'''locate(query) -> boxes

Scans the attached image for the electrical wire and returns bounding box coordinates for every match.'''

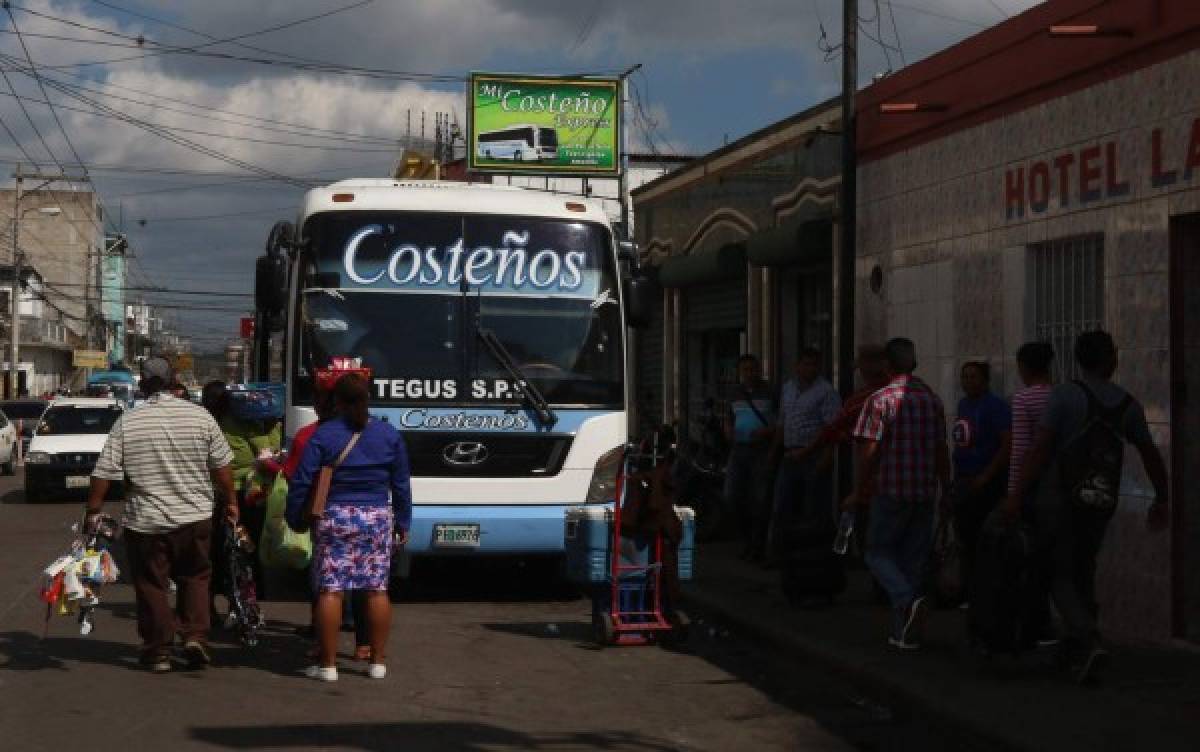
[0,84,402,153]
[0,63,402,146]
[0,52,313,188]
[4,6,89,174]
[983,0,1010,18]
[7,2,466,82]
[879,1,989,29]
[886,0,907,67]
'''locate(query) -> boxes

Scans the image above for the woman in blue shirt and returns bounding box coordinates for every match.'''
[287,374,412,682]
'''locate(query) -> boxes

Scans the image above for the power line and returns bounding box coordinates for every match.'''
[886,0,907,67]
[7,2,466,82]
[47,66,419,144]
[0,85,403,152]
[133,204,296,224]
[879,1,990,29]
[37,281,253,297]
[4,6,89,174]
[0,63,401,146]
[983,0,1010,19]
[0,52,313,188]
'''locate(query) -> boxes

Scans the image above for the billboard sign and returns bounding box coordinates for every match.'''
[468,73,621,176]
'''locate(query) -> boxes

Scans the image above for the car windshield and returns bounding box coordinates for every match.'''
[294,211,624,408]
[38,406,122,435]
[1,401,46,419]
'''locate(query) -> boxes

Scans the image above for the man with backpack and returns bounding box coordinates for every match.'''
[1008,330,1168,683]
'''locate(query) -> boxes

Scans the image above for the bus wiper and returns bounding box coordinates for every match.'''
[476,326,558,429]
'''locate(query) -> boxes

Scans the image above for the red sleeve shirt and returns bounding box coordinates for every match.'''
[282,423,319,481]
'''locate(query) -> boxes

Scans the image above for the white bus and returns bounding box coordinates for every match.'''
[476,124,559,162]
[254,180,650,569]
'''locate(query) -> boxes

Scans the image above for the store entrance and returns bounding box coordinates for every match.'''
[1169,212,1200,642]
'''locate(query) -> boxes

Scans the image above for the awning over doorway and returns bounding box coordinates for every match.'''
[657,242,746,288]
[746,217,832,268]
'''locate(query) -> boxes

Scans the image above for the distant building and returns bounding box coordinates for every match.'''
[0,263,77,395]
[0,185,104,348]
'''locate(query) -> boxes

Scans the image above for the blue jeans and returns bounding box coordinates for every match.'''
[724,443,772,552]
[865,495,935,612]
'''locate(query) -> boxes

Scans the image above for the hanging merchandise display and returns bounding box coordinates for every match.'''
[40,513,121,636]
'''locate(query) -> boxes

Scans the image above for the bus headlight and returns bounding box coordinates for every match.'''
[584,446,624,505]
[25,451,51,464]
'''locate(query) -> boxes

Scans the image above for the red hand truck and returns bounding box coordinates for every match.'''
[591,438,680,647]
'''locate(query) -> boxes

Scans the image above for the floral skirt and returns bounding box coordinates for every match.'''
[312,505,393,592]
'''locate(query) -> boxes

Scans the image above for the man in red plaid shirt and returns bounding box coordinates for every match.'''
[850,338,950,650]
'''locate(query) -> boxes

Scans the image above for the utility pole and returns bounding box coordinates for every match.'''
[838,0,858,494]
[617,63,642,240]
[8,164,22,400]
[838,0,857,396]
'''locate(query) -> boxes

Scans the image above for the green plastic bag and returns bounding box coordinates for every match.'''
[259,472,312,570]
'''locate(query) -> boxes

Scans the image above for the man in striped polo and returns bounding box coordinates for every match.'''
[85,357,237,673]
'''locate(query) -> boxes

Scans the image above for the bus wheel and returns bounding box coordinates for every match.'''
[592,609,614,646]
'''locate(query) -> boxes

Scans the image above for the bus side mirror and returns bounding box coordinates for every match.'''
[266,220,294,258]
[624,274,654,329]
[617,240,641,272]
[255,254,288,315]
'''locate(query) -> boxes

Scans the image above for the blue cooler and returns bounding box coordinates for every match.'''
[564,505,695,584]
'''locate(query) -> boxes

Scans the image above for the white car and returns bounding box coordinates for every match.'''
[24,397,124,504]
[0,408,18,475]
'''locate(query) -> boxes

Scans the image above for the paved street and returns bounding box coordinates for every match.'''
[0,470,970,752]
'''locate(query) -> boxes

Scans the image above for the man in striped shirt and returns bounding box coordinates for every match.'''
[86,357,237,673]
[851,338,950,650]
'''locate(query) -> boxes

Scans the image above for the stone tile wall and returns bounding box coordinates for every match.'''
[856,49,1200,642]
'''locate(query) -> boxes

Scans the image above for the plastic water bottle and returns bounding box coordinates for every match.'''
[833,510,855,555]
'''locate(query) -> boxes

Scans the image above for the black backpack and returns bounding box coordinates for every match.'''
[1057,380,1132,517]
[968,519,1038,655]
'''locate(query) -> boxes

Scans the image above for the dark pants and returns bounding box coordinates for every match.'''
[125,519,213,658]
[1032,467,1112,651]
[952,474,1005,597]
[769,453,833,559]
[724,443,773,554]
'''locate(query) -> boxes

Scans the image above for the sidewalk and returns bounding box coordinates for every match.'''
[683,541,1200,752]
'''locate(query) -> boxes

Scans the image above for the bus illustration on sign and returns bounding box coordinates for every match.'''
[476,124,559,162]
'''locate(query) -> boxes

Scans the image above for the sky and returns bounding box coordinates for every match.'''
[0,0,1044,354]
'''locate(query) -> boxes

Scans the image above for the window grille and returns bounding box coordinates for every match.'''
[1031,235,1104,381]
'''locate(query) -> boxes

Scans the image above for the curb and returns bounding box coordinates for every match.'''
[681,582,1024,752]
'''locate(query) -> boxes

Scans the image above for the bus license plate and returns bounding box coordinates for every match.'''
[66,476,90,489]
[433,524,480,548]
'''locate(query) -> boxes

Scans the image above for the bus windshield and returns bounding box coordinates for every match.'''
[295,211,624,408]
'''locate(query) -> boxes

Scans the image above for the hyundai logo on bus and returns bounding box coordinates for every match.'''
[442,441,490,467]
[343,227,590,292]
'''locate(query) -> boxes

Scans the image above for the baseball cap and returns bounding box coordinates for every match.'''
[140,356,174,383]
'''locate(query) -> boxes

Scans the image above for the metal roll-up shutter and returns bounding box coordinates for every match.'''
[635,284,665,428]
[684,279,746,332]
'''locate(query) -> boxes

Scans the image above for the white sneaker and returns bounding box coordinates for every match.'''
[304,665,338,682]
[367,663,387,680]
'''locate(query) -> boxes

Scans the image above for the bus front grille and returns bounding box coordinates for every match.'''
[400,433,573,478]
